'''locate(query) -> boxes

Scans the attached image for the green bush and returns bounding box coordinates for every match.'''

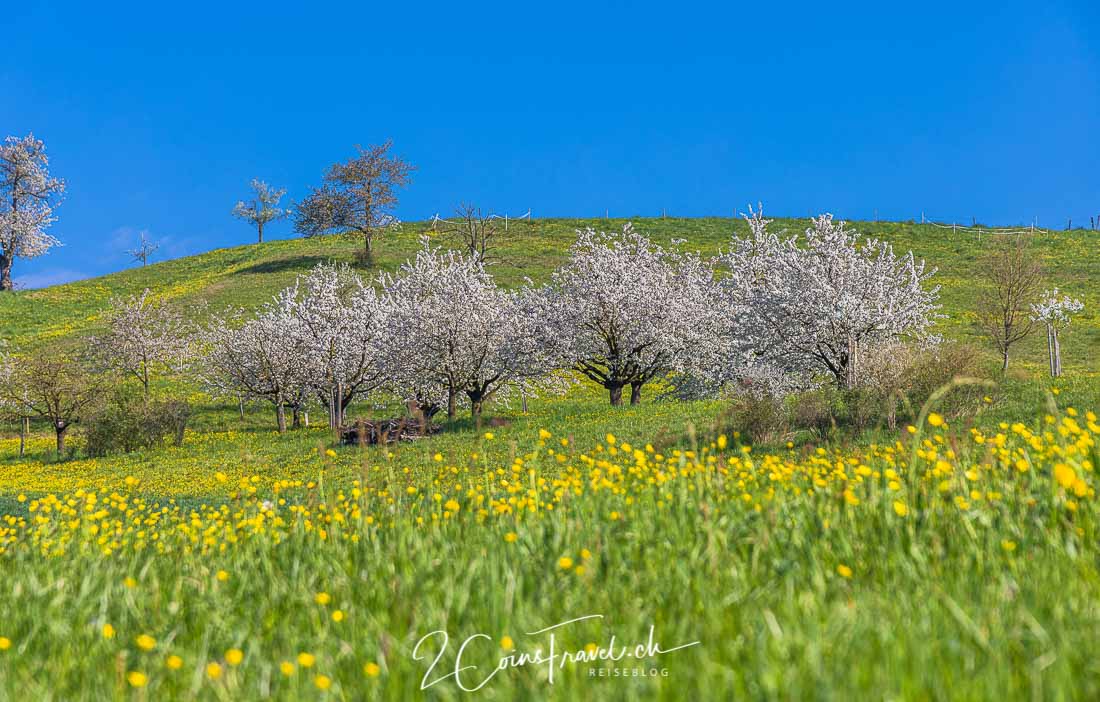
[84,391,191,457]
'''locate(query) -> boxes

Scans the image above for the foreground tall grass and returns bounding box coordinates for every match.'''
[0,400,1097,700]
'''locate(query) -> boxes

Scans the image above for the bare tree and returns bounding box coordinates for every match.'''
[0,348,31,457]
[127,231,160,266]
[294,140,414,264]
[440,203,501,264]
[232,179,290,243]
[1,134,65,291]
[975,234,1044,372]
[0,355,102,457]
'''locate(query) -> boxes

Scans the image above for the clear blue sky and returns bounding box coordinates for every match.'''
[3,0,1098,288]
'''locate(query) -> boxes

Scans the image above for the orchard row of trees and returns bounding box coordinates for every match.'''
[0,211,1088,455]
[1,210,949,447]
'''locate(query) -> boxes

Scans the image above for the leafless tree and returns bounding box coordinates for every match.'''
[975,234,1044,372]
[0,354,102,457]
[294,140,414,264]
[232,179,290,243]
[440,203,501,264]
[127,231,160,266]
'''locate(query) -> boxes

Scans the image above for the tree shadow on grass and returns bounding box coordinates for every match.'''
[235,255,337,276]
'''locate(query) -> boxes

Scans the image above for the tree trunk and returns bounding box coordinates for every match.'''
[472,400,483,430]
[238,394,246,420]
[844,336,859,389]
[1053,328,1062,377]
[292,407,301,429]
[630,382,643,405]
[608,383,624,406]
[1046,325,1056,377]
[55,423,68,458]
[1001,348,1010,373]
[447,388,457,420]
[257,221,265,244]
[19,416,29,458]
[362,230,374,267]
[0,253,12,291]
[275,404,287,433]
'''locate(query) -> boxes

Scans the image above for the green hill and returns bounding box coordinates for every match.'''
[2,217,1098,373]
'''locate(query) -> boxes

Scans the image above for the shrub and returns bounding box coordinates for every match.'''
[725,395,790,445]
[84,392,191,457]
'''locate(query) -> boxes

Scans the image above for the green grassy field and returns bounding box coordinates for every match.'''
[0,218,1098,700]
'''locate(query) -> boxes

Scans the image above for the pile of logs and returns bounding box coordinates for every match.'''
[339,417,438,446]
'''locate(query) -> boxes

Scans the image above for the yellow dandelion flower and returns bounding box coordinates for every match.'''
[314,592,331,606]
[364,661,381,677]
[483,432,495,440]
[225,648,243,666]
[297,652,316,668]
[558,556,574,570]
[504,532,517,543]
[280,661,295,676]
[206,662,223,679]
[102,624,116,639]
[0,637,10,651]
[332,610,345,623]
[166,655,183,670]
[314,675,332,690]
[1001,540,1017,552]
[216,570,229,582]
[928,413,944,427]
[136,634,157,651]
[126,671,148,688]
[836,564,853,579]
[500,636,514,650]
[892,501,908,517]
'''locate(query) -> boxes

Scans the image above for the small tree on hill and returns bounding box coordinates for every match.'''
[976,234,1043,372]
[1,134,65,291]
[232,179,290,244]
[441,203,501,264]
[294,141,414,265]
[1,354,102,457]
[127,231,160,266]
[91,290,192,397]
[1030,288,1084,377]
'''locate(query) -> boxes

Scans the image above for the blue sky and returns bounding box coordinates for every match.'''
[3,0,1098,288]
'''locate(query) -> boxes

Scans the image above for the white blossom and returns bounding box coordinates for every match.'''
[278,263,390,427]
[717,206,940,389]
[232,179,290,244]
[91,290,193,396]
[201,302,314,433]
[546,224,717,405]
[1030,288,1084,378]
[382,241,564,421]
[0,134,65,290]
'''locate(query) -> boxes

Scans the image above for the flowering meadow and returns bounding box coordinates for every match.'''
[0,395,1098,700]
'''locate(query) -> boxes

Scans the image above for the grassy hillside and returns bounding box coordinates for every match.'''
[2,217,1098,373]
[1,220,1099,700]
